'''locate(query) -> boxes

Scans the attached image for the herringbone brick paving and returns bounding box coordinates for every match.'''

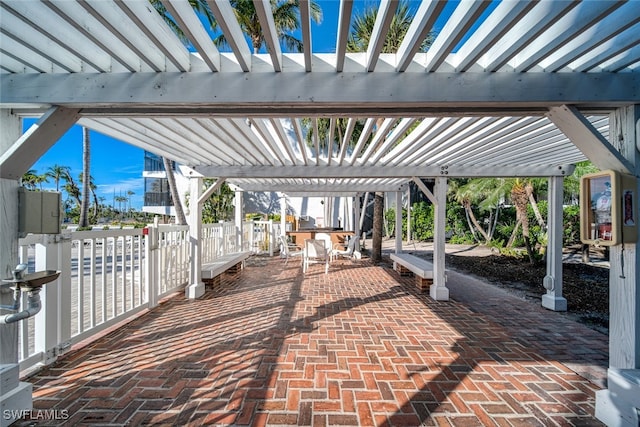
[19,250,607,426]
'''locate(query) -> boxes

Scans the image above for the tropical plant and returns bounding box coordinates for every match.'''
[212,0,322,53]
[201,180,235,223]
[46,164,71,192]
[20,169,40,190]
[115,195,128,218]
[347,2,433,53]
[564,161,598,204]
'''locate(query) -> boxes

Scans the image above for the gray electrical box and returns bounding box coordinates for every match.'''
[18,188,61,235]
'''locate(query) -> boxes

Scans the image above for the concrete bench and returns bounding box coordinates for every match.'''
[390,253,442,292]
[202,251,251,287]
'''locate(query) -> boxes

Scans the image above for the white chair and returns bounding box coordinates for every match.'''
[303,239,329,274]
[279,235,303,265]
[330,236,360,262]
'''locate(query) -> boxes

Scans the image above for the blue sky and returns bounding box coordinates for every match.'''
[28,0,462,210]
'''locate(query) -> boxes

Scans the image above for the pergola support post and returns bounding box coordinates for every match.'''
[0,109,33,425]
[430,177,449,301]
[542,176,567,311]
[406,186,412,243]
[185,177,205,299]
[280,193,286,237]
[395,191,402,254]
[354,194,361,250]
[235,190,243,250]
[596,104,640,427]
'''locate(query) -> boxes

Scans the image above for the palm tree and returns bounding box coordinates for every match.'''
[347,2,433,53]
[115,195,128,219]
[34,173,49,190]
[20,169,39,190]
[451,179,495,243]
[78,127,91,227]
[163,157,187,225]
[46,164,71,192]
[212,0,322,53]
[127,190,135,215]
[151,0,322,54]
[347,2,435,263]
[510,179,535,263]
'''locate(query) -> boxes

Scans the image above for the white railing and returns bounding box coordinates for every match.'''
[202,222,241,263]
[156,225,190,297]
[250,220,279,256]
[14,220,280,373]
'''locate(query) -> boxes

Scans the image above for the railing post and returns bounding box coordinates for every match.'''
[269,220,274,257]
[235,191,243,251]
[58,233,72,346]
[34,235,61,365]
[145,221,159,309]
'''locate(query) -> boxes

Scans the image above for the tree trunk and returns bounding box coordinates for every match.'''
[78,127,91,228]
[371,192,384,264]
[92,190,99,222]
[464,201,491,243]
[507,219,521,248]
[163,157,187,225]
[581,244,590,263]
[526,183,546,228]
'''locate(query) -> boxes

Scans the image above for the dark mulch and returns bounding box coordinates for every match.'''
[443,247,610,334]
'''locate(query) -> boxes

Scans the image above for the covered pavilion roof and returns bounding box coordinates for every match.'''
[1,0,639,194]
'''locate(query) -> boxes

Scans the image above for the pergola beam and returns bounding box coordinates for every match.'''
[196,164,575,179]
[0,106,80,179]
[3,72,638,111]
[547,105,633,173]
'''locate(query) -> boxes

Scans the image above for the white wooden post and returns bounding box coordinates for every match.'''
[269,220,275,256]
[359,192,369,248]
[186,177,204,299]
[34,235,61,365]
[542,176,567,311]
[0,109,33,425]
[235,191,243,250]
[395,191,402,254]
[431,177,449,301]
[58,235,72,345]
[280,194,286,237]
[406,186,412,243]
[596,105,640,426]
[353,195,361,250]
[145,219,160,309]
[0,109,21,365]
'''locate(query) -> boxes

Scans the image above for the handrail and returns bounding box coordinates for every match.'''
[15,220,277,373]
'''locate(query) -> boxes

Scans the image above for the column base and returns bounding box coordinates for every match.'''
[430,285,449,301]
[185,282,205,299]
[596,369,640,427]
[1,365,32,427]
[541,294,567,311]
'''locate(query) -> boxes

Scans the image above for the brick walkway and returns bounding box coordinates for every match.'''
[19,252,608,426]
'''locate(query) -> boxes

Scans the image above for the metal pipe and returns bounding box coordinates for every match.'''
[0,291,41,324]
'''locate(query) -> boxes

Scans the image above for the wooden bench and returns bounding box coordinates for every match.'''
[201,251,251,287]
[390,253,444,292]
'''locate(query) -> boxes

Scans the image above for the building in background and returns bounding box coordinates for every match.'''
[142,151,190,217]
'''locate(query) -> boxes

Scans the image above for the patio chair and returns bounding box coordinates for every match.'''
[330,235,360,262]
[303,239,329,274]
[279,235,303,265]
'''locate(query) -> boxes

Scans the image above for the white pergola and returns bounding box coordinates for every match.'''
[1,1,640,424]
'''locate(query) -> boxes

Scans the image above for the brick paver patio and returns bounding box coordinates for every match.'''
[18,250,608,426]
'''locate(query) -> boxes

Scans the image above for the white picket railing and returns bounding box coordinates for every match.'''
[15,220,278,373]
